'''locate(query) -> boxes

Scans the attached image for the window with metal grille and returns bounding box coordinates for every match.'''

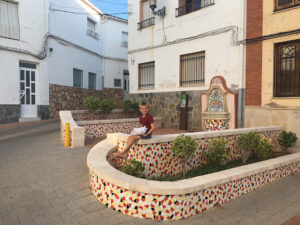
[176,0,215,17]
[274,0,300,11]
[274,41,300,97]
[139,62,155,90]
[73,69,83,88]
[180,51,205,87]
[114,79,121,88]
[88,73,96,90]
[0,0,20,40]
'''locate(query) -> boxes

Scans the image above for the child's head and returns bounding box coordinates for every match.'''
[139,101,149,115]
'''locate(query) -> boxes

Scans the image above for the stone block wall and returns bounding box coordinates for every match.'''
[0,105,20,124]
[38,105,50,120]
[129,91,203,131]
[49,84,124,118]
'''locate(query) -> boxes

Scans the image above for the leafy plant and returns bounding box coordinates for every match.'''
[83,96,101,119]
[99,99,116,114]
[278,130,298,151]
[172,135,197,177]
[237,132,262,164]
[124,100,139,113]
[204,138,230,167]
[256,137,273,160]
[120,159,143,177]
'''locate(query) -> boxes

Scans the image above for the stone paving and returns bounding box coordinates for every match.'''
[0,130,300,225]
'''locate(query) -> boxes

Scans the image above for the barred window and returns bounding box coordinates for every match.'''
[114,79,121,88]
[138,0,155,30]
[88,73,96,90]
[274,41,300,97]
[73,68,83,88]
[139,62,155,90]
[275,0,300,11]
[0,0,20,40]
[180,51,205,87]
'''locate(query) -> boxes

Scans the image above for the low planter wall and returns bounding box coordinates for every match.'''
[115,127,282,179]
[59,110,162,147]
[87,130,300,221]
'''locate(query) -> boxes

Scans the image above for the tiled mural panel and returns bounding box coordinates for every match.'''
[89,162,300,220]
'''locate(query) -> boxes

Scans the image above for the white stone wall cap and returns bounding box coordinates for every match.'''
[71,109,124,114]
[77,117,162,125]
[114,126,283,145]
[87,130,300,195]
[59,111,81,130]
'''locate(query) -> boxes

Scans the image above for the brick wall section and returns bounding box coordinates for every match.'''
[49,84,124,118]
[245,0,263,106]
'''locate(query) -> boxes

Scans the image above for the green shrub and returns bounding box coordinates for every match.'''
[256,137,273,160]
[99,99,115,114]
[83,96,101,114]
[205,138,230,167]
[237,132,261,164]
[124,100,139,113]
[278,130,298,151]
[172,135,197,176]
[121,159,143,177]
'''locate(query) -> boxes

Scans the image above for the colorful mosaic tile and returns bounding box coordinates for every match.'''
[116,130,281,179]
[202,119,229,131]
[89,162,300,220]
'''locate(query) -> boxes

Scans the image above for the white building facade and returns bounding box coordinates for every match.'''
[128,0,246,129]
[0,0,128,123]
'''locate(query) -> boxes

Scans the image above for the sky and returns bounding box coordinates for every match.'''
[89,0,129,20]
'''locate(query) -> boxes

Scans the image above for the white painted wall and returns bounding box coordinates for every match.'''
[128,0,246,94]
[0,0,49,105]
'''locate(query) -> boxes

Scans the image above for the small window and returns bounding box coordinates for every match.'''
[114,79,121,88]
[274,41,300,97]
[275,0,300,11]
[180,51,205,87]
[123,70,129,76]
[121,31,128,47]
[88,73,96,90]
[139,62,155,90]
[73,69,83,88]
[87,18,96,32]
[0,0,20,39]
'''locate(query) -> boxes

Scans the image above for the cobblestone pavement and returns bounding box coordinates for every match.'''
[0,130,300,225]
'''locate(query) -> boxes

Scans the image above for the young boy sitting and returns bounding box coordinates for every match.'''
[113,101,154,159]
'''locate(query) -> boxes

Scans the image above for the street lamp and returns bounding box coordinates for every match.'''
[149,0,166,18]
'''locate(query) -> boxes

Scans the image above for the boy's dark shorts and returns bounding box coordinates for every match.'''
[139,132,152,139]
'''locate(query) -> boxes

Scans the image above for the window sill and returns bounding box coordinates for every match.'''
[0,35,20,41]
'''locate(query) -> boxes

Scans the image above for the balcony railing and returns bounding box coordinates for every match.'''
[175,0,215,17]
[137,17,155,30]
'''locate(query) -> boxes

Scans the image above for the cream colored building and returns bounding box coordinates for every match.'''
[245,0,300,148]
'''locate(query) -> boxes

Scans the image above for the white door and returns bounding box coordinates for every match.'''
[20,65,37,118]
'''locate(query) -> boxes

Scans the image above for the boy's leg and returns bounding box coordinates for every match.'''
[113,135,141,158]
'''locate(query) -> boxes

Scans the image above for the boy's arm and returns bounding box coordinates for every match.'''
[146,123,155,135]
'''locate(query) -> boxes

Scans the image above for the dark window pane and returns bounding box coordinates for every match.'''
[124,80,127,91]
[73,69,83,88]
[20,95,25,104]
[26,89,30,105]
[278,0,293,7]
[88,73,96,89]
[31,71,35,81]
[19,62,36,69]
[31,83,35,93]
[20,82,24,91]
[20,70,24,80]
[114,79,121,87]
[26,71,30,87]
[123,70,129,76]
[31,95,35,105]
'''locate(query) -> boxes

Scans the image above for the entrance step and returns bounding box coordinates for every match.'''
[19,117,41,123]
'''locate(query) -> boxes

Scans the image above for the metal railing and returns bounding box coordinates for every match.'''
[137,17,155,30]
[176,0,215,17]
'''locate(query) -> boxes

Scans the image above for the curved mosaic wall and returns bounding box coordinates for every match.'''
[89,162,300,220]
[116,130,281,179]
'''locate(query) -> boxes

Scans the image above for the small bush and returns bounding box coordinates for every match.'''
[205,138,230,167]
[121,159,143,177]
[237,132,261,164]
[256,137,273,160]
[278,130,298,151]
[172,135,197,176]
[100,99,115,114]
[124,100,139,113]
[84,96,101,114]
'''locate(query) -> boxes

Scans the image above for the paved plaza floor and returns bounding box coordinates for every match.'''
[0,128,300,225]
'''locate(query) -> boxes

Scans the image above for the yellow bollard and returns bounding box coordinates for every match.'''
[64,122,70,147]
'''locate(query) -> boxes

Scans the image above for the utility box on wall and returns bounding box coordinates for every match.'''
[179,93,188,130]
